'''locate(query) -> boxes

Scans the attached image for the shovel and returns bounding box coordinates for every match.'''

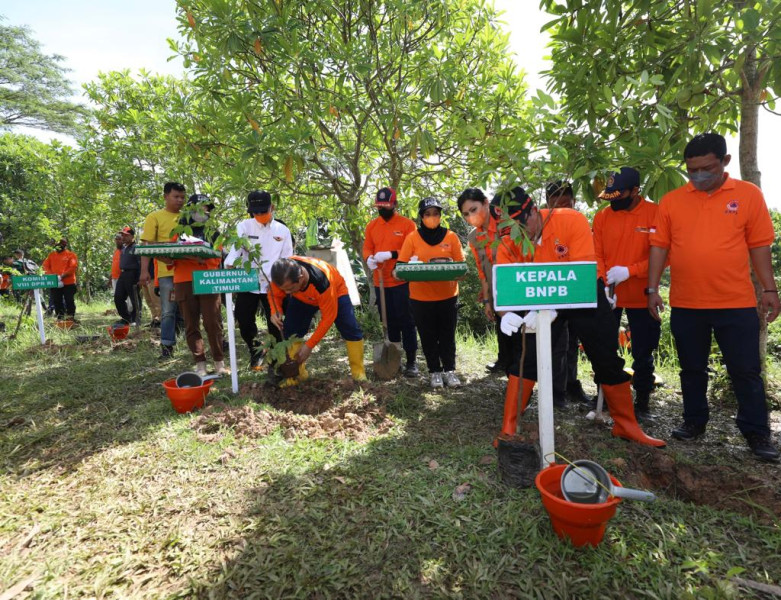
[372,269,402,380]
[175,372,221,388]
[561,459,656,503]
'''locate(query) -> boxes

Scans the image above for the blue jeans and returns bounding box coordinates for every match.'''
[283,295,363,342]
[613,307,661,396]
[670,307,769,436]
[158,276,178,347]
[374,283,417,358]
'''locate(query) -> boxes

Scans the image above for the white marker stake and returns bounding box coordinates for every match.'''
[536,309,555,468]
[33,288,46,344]
[225,292,239,394]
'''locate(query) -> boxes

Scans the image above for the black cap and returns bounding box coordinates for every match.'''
[599,167,640,200]
[188,193,214,210]
[418,196,444,215]
[545,180,573,200]
[247,190,272,214]
[492,186,534,223]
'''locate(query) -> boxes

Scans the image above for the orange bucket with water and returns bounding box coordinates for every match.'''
[162,378,213,413]
[535,464,621,547]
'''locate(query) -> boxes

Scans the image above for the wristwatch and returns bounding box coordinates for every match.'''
[643,287,657,295]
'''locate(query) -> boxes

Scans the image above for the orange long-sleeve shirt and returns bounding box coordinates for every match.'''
[496,208,596,266]
[363,213,417,288]
[269,256,349,350]
[43,250,78,285]
[592,198,659,308]
[111,249,121,279]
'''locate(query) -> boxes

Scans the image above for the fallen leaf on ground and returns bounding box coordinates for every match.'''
[428,460,439,470]
[452,483,472,501]
[479,455,496,465]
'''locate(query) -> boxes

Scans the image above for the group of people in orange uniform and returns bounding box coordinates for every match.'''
[25,132,780,460]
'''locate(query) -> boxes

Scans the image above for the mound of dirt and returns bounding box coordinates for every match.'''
[191,382,394,442]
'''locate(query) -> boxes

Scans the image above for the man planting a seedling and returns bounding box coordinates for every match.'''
[269,256,366,385]
[363,186,419,377]
[593,168,662,423]
[648,133,779,462]
[494,186,665,448]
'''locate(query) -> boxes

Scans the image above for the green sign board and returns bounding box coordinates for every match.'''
[492,262,597,311]
[192,269,260,295]
[11,274,59,291]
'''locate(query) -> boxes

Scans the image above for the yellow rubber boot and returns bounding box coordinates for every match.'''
[280,341,309,388]
[345,340,367,381]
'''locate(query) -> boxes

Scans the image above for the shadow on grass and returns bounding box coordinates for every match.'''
[184,368,781,599]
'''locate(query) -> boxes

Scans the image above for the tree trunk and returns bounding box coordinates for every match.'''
[738,46,768,374]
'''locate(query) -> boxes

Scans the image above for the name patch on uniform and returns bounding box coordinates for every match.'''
[635,227,655,234]
[393,231,404,236]
[725,200,739,214]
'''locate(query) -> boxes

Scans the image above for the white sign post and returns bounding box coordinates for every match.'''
[493,262,598,469]
[224,293,239,394]
[33,288,46,344]
[192,269,261,394]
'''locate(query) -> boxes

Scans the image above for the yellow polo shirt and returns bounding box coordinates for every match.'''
[140,209,181,277]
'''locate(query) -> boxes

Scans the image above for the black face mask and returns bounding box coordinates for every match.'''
[378,208,395,220]
[610,195,633,211]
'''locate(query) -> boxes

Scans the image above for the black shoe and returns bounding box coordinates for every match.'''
[745,432,780,462]
[553,396,567,410]
[672,422,706,441]
[250,350,265,371]
[566,381,591,404]
[634,393,657,423]
[403,361,420,378]
[486,361,508,374]
[160,345,174,360]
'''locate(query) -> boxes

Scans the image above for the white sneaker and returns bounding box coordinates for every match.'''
[214,360,230,375]
[443,371,461,387]
[430,372,444,388]
[195,361,208,377]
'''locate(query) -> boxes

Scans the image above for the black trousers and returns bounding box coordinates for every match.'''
[411,296,458,373]
[495,319,514,371]
[114,271,140,324]
[671,307,768,436]
[612,307,661,396]
[510,279,629,387]
[234,292,283,353]
[51,284,77,319]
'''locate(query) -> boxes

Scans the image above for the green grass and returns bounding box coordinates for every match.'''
[1,299,779,599]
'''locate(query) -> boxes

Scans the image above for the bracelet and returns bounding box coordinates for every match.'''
[763,289,779,294]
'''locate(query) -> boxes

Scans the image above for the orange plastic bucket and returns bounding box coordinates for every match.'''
[535,464,621,547]
[162,378,213,413]
[107,325,130,340]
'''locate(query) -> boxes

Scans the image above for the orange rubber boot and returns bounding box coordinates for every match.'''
[495,376,535,445]
[602,381,666,448]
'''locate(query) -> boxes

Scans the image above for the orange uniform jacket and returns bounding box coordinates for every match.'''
[111,249,121,279]
[650,176,775,309]
[496,208,596,266]
[363,213,417,288]
[397,229,465,301]
[593,198,659,308]
[43,250,78,285]
[269,256,349,350]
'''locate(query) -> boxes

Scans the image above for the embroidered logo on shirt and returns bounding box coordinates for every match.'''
[273,236,283,241]
[635,226,655,234]
[393,231,404,236]
[725,200,739,214]
[554,240,569,258]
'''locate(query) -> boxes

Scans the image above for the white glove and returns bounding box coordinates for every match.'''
[367,256,378,271]
[606,266,630,285]
[500,312,524,336]
[409,255,421,263]
[522,309,558,333]
[57,275,64,288]
[374,251,393,263]
[605,286,617,308]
